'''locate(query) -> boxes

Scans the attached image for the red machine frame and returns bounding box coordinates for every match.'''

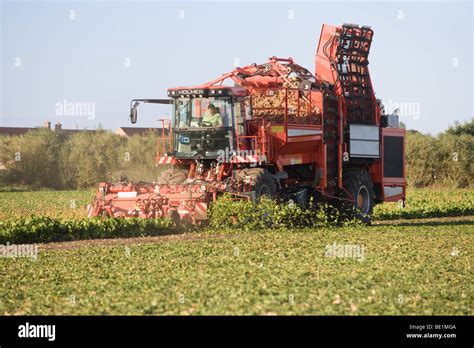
[89,23,406,223]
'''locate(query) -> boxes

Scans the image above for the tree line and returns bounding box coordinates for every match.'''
[0,129,159,190]
[0,120,472,190]
[405,120,473,188]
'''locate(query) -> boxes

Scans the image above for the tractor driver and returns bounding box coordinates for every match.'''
[201,104,223,127]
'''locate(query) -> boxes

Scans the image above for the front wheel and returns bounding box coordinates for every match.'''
[343,170,374,224]
[158,168,188,185]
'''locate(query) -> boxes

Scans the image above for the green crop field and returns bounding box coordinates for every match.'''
[0,188,473,315]
[1,187,472,221]
[0,190,94,220]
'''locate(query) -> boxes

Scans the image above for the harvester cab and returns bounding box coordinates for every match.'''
[130,87,250,161]
[166,87,247,160]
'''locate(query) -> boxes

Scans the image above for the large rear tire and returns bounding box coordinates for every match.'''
[343,169,374,224]
[158,168,188,185]
[238,168,276,200]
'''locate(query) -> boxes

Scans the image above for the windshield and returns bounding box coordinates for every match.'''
[173,97,232,128]
[171,97,235,158]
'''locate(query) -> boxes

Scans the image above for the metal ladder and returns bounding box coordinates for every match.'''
[336,24,376,125]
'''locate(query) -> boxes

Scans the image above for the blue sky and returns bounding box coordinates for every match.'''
[1,0,472,134]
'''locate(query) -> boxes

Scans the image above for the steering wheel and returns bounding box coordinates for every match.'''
[198,120,213,127]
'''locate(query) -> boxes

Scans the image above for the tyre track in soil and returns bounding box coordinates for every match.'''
[38,215,473,252]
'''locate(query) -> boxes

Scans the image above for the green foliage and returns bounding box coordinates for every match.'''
[373,188,474,220]
[210,188,474,231]
[405,131,438,187]
[0,188,472,315]
[0,129,64,188]
[209,196,273,231]
[1,121,473,189]
[0,190,94,219]
[0,216,173,244]
[436,133,473,188]
[0,129,163,190]
[0,188,471,243]
[115,131,164,182]
[0,191,174,244]
[60,131,126,188]
[209,195,361,231]
[405,129,474,188]
[445,118,474,137]
[0,185,30,192]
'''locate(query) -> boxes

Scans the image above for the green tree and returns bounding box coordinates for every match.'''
[405,131,440,187]
[60,131,125,189]
[116,130,164,182]
[446,118,474,137]
[0,129,64,189]
[437,132,473,188]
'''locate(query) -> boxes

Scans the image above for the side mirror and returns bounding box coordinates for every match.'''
[130,108,138,124]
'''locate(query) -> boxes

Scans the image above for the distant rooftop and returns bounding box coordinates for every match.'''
[0,127,37,136]
[0,120,170,139]
[0,120,101,137]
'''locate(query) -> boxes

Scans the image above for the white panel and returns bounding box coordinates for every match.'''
[117,191,137,198]
[288,128,322,136]
[384,186,403,197]
[351,140,379,157]
[350,124,380,158]
[350,124,379,140]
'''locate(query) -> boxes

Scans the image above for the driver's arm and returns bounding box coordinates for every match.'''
[202,112,211,124]
[215,113,223,126]
[202,113,223,126]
